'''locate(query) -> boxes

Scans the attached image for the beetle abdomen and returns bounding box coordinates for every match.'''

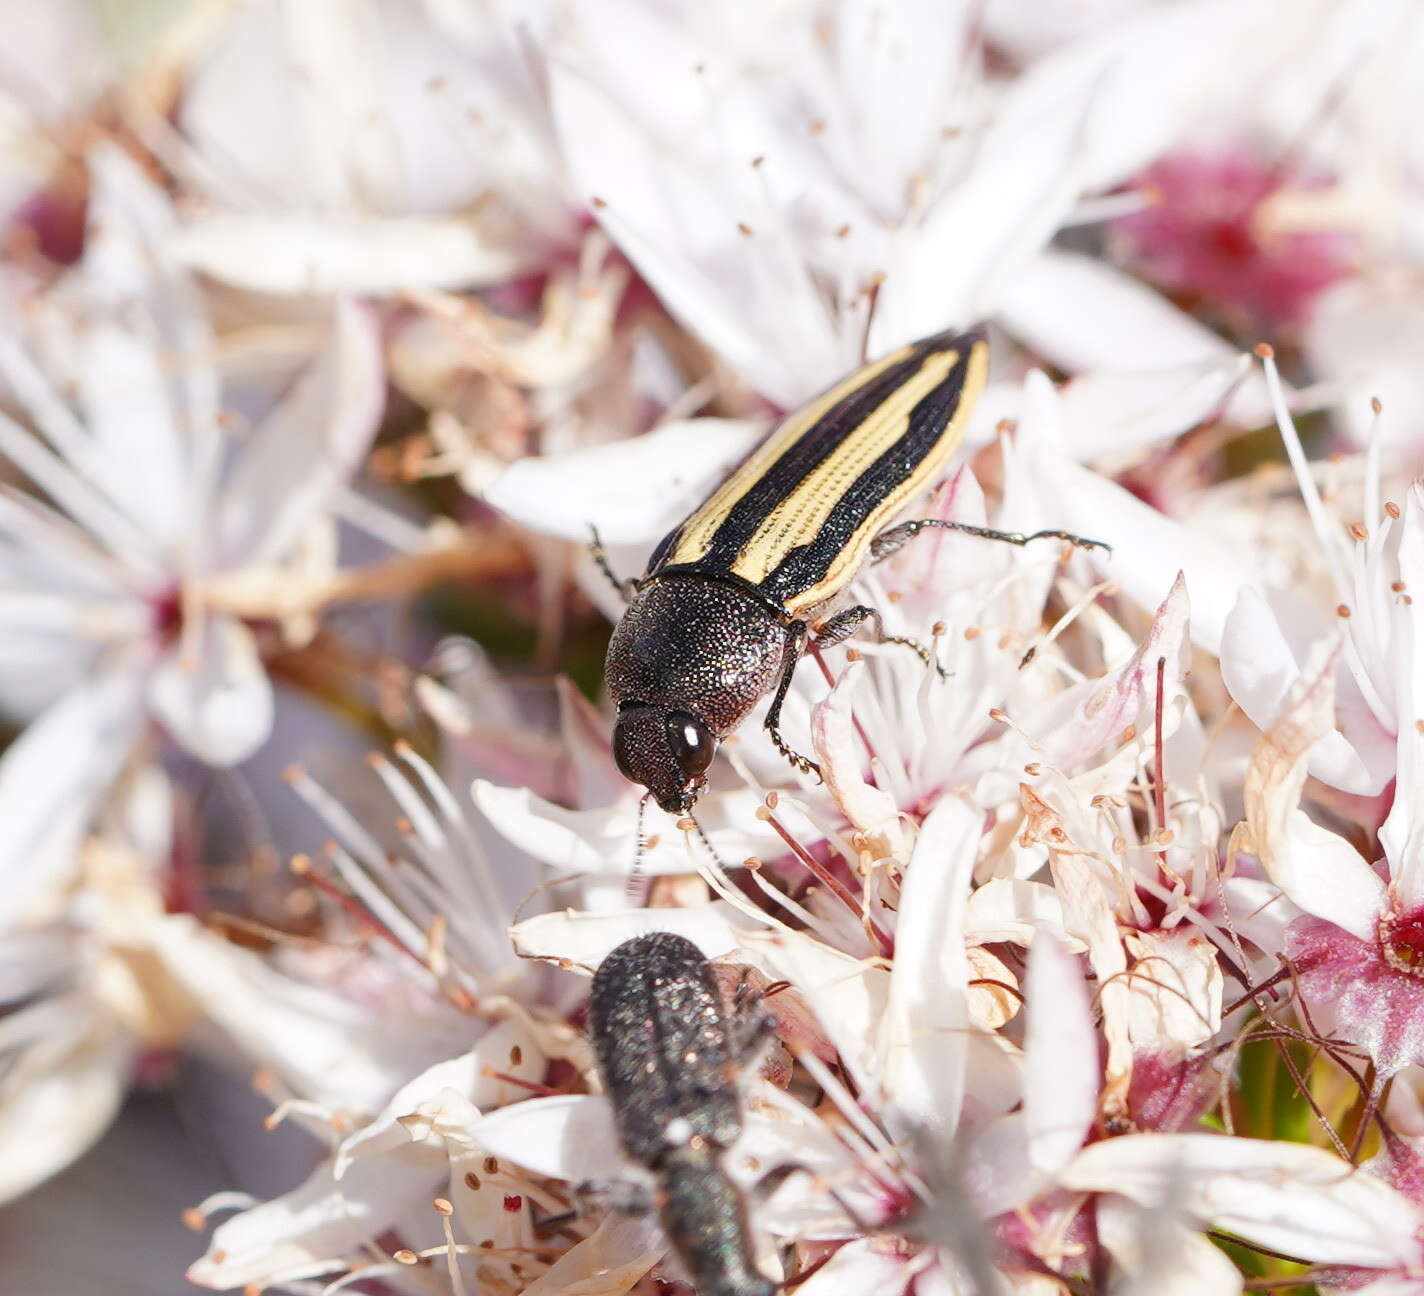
[589,932,744,1167]
[652,327,988,615]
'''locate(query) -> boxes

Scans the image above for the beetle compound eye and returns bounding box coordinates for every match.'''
[666,711,716,778]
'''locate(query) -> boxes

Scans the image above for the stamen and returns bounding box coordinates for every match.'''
[436,1200,470,1296]
[480,1067,561,1097]
[756,800,883,946]
[186,1191,260,1225]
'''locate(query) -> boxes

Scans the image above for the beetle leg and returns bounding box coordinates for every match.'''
[869,516,1110,561]
[588,525,641,602]
[815,604,947,679]
[745,1162,873,1229]
[727,972,776,1064]
[535,1176,657,1233]
[812,603,876,647]
[764,623,821,780]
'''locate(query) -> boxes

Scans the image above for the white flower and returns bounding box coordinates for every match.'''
[168,0,575,296]
[1233,619,1424,1085]
[187,1024,553,1293]
[0,1,111,224]
[0,765,452,1206]
[0,146,384,903]
[1219,354,1412,798]
[185,738,588,1291]
[543,0,1294,409]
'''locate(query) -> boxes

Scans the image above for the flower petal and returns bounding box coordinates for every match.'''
[148,613,274,766]
[1240,639,1385,941]
[811,661,907,860]
[1023,932,1097,1180]
[171,213,527,294]
[1063,1133,1423,1271]
[787,1238,908,1296]
[472,1094,624,1183]
[186,1150,443,1289]
[1381,487,1424,905]
[0,661,144,920]
[997,250,1234,374]
[518,1212,663,1296]
[1221,587,1389,796]
[509,907,742,969]
[1096,1196,1245,1296]
[879,795,977,1138]
[0,998,131,1205]
[214,299,385,566]
[484,417,766,544]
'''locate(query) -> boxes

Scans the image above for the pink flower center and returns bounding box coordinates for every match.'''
[151,586,183,644]
[1380,907,1424,975]
[1109,148,1357,332]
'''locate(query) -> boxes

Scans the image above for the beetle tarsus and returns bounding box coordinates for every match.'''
[762,621,823,780]
[768,722,822,782]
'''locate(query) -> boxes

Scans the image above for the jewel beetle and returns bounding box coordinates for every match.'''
[598,326,1100,814]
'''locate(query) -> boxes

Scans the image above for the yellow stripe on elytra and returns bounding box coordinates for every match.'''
[729,347,960,586]
[665,340,919,568]
[782,337,987,614]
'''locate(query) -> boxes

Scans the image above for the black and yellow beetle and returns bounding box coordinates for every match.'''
[598,326,1100,815]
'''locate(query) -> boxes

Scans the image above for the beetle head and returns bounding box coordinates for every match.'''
[612,704,717,814]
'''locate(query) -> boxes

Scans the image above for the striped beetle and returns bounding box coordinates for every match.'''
[598,326,1102,814]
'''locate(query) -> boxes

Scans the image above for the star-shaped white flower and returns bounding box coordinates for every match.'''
[169,0,575,296]
[0,145,384,910]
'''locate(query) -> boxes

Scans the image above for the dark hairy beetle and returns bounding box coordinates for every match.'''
[598,326,1101,814]
[588,931,775,1296]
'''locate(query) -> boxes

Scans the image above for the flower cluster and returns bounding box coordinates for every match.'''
[7,3,1424,1295]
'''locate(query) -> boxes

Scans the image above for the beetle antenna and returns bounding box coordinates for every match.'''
[687,810,731,875]
[625,792,652,907]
